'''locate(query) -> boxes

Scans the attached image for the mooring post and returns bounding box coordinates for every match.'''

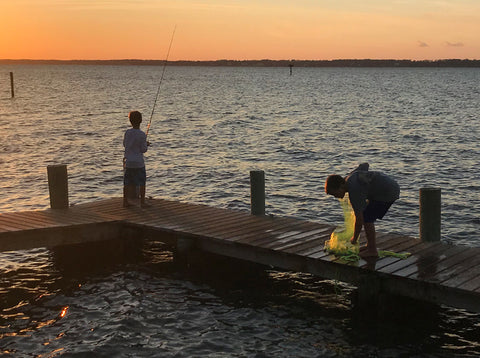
[47,164,69,209]
[250,170,265,216]
[419,187,441,242]
[10,72,14,98]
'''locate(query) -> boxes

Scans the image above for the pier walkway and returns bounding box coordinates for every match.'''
[1,198,479,312]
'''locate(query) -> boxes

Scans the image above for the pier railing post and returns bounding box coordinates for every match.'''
[250,170,265,216]
[419,187,441,242]
[10,72,14,98]
[47,165,69,209]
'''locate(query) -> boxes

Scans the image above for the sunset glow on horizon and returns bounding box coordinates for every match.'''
[1,0,479,61]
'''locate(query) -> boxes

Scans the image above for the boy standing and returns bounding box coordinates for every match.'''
[123,111,149,208]
[325,163,400,258]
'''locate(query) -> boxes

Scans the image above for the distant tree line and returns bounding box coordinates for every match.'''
[1,59,479,67]
[169,59,480,67]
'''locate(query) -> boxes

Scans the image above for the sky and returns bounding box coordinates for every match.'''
[1,0,479,61]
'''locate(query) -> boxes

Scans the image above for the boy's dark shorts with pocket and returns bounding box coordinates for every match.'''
[363,200,394,223]
[124,167,146,186]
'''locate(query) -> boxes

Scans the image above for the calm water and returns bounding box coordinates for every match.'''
[0,65,479,356]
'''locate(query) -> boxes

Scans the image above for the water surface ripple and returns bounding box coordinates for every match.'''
[0,65,479,356]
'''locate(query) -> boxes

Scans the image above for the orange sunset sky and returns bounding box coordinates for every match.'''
[1,0,479,61]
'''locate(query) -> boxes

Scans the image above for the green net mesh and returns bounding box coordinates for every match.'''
[324,193,411,262]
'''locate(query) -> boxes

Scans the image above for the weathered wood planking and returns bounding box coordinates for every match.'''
[1,197,479,312]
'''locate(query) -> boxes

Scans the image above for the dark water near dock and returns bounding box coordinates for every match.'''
[2,240,480,357]
[0,65,479,356]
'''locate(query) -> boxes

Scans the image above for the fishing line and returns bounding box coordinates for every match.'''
[146,25,177,137]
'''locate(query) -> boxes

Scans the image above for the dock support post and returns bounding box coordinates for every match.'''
[354,274,391,318]
[250,170,265,216]
[419,187,441,242]
[10,72,14,98]
[47,165,69,209]
[174,236,197,268]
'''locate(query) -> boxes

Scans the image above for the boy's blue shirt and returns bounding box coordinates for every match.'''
[346,163,400,213]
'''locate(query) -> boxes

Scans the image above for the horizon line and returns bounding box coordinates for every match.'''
[1,58,480,62]
[1,58,479,68]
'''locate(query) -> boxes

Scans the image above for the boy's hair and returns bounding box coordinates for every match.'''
[129,111,142,127]
[325,174,345,194]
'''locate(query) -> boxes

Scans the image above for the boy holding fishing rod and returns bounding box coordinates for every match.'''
[123,110,150,208]
[325,163,400,258]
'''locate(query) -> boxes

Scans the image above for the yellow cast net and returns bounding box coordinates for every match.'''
[324,194,360,262]
[324,193,411,262]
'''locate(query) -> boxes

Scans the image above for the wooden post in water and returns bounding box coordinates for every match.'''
[250,170,265,216]
[47,165,69,209]
[10,72,14,98]
[419,187,441,242]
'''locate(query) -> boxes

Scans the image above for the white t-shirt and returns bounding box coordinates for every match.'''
[123,128,148,168]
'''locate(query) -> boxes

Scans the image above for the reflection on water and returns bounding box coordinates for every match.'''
[1,239,480,357]
[1,65,480,356]
[0,65,479,245]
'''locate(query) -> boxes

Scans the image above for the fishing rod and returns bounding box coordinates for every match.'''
[146,25,177,137]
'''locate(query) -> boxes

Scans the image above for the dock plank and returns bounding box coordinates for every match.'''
[392,246,466,279]
[441,254,480,289]
[458,275,480,292]
[407,246,479,281]
[2,197,480,313]
[283,230,333,255]
[273,226,333,252]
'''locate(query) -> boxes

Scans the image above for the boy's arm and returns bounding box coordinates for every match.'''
[351,211,364,244]
[141,133,148,153]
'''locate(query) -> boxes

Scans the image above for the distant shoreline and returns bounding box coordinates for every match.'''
[1,59,479,67]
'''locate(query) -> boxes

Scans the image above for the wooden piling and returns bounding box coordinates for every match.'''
[173,236,197,267]
[419,187,441,242]
[250,170,265,216]
[10,72,14,98]
[47,165,69,209]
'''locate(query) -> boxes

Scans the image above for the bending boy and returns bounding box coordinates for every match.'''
[123,110,149,208]
[325,163,400,258]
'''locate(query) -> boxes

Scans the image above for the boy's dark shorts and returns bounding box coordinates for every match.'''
[124,167,146,186]
[363,200,394,223]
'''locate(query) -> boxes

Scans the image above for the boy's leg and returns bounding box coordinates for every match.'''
[360,222,378,257]
[123,185,135,207]
[359,200,394,258]
[140,186,151,207]
[139,167,150,207]
[124,168,135,207]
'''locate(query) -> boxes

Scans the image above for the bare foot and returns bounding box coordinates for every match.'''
[350,237,358,245]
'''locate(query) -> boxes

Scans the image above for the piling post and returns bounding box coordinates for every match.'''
[250,170,265,216]
[10,72,14,98]
[47,165,69,209]
[173,236,198,268]
[419,187,441,242]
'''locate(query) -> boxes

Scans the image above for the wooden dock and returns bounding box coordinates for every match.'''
[1,197,480,313]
